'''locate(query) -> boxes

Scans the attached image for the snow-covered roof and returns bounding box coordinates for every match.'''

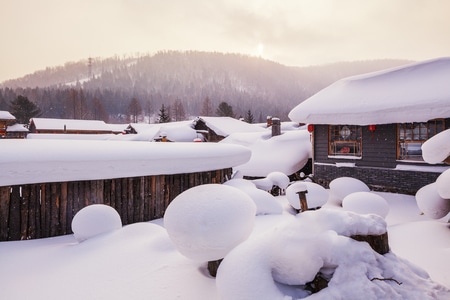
[196,117,266,137]
[288,57,450,125]
[0,139,251,186]
[6,124,28,132]
[0,110,15,120]
[30,118,112,131]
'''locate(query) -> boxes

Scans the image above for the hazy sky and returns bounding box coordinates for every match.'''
[1,0,449,82]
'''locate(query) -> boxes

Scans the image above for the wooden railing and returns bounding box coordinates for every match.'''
[0,168,232,241]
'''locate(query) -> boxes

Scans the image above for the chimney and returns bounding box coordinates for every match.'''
[271,118,281,137]
[266,116,272,127]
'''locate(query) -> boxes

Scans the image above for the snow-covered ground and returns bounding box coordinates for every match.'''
[0,190,448,299]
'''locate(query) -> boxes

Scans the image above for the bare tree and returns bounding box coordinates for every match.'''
[172,99,186,121]
[201,96,213,116]
[127,97,142,123]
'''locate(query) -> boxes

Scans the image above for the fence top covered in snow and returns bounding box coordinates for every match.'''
[0,139,251,186]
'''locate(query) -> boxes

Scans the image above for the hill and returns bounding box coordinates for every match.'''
[0,51,411,121]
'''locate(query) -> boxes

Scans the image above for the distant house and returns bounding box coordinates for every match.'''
[6,123,29,139]
[289,57,450,194]
[29,118,113,134]
[0,111,16,138]
[193,116,266,142]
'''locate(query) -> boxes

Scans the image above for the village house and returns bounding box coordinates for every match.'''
[289,57,450,194]
[29,118,113,135]
[0,111,17,138]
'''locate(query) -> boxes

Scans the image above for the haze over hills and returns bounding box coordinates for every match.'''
[0,51,411,122]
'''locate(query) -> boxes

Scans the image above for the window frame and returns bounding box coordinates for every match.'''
[328,125,363,158]
[397,119,445,161]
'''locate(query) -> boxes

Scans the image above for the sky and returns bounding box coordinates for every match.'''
[1,0,450,83]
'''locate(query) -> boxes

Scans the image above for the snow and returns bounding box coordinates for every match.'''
[0,139,251,186]
[30,117,112,131]
[163,184,256,262]
[415,183,450,219]
[195,116,266,137]
[0,110,16,120]
[436,169,450,199]
[288,57,450,125]
[329,177,370,205]
[5,123,28,132]
[71,204,122,242]
[342,191,390,218]
[422,128,450,164]
[221,129,312,177]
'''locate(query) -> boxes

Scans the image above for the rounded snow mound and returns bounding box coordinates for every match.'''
[286,181,328,210]
[329,177,370,205]
[416,183,450,219]
[71,204,122,242]
[267,172,290,190]
[342,192,390,218]
[436,168,450,199]
[163,184,256,262]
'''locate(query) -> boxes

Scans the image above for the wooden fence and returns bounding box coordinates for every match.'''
[0,168,232,241]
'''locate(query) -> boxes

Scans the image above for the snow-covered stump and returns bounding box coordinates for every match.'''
[207,259,223,277]
[351,232,389,255]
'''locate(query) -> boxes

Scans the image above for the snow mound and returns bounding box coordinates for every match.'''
[416,183,450,219]
[71,204,122,242]
[217,209,447,299]
[286,181,328,210]
[163,184,256,261]
[436,168,450,199]
[267,172,290,189]
[342,192,390,218]
[224,179,282,215]
[422,129,450,164]
[329,177,370,205]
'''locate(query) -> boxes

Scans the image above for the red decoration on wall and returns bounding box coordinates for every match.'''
[307,124,314,133]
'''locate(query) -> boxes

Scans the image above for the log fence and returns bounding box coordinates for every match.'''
[0,168,231,241]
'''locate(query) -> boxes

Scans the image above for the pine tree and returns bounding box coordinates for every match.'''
[216,101,234,118]
[244,109,254,123]
[158,104,171,123]
[9,95,41,125]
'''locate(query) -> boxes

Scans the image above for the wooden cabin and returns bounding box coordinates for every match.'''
[289,58,450,194]
[6,123,29,139]
[0,111,16,138]
[29,118,113,134]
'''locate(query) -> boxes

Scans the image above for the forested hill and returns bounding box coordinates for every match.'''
[0,51,411,122]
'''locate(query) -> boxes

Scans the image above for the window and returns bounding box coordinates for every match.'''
[397,119,445,161]
[329,125,362,157]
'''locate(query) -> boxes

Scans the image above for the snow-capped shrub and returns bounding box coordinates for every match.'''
[267,172,290,190]
[71,204,122,242]
[286,181,328,210]
[342,192,390,218]
[436,168,450,199]
[329,177,370,205]
[416,183,450,219]
[163,184,256,262]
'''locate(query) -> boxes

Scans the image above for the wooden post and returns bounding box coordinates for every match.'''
[296,190,308,212]
[207,259,223,277]
[0,186,10,241]
[351,232,389,255]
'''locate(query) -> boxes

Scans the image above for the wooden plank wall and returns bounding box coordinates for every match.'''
[0,168,231,241]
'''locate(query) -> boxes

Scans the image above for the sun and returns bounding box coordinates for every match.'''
[256,43,264,57]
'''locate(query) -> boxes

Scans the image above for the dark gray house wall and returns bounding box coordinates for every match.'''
[312,122,447,195]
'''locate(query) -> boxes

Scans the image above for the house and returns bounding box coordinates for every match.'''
[29,118,113,134]
[6,123,29,139]
[0,111,16,138]
[288,57,450,194]
[193,116,266,142]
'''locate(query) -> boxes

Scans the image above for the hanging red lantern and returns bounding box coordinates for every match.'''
[368,125,376,131]
[307,124,314,133]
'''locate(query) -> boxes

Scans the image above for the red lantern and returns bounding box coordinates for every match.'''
[368,125,376,131]
[307,124,314,133]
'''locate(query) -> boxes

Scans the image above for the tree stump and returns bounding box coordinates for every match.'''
[351,232,389,255]
[207,259,223,277]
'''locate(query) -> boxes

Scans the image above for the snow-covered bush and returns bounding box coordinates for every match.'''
[163,184,256,262]
[71,204,122,242]
[329,177,370,205]
[286,181,328,210]
[342,192,390,218]
[267,171,290,190]
[416,183,450,219]
[216,209,442,299]
[436,168,450,199]
[223,179,282,215]
[421,128,450,164]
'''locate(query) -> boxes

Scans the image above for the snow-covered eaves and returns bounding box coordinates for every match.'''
[0,110,16,121]
[0,139,251,186]
[30,118,112,132]
[196,116,266,137]
[6,124,28,132]
[288,57,450,125]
